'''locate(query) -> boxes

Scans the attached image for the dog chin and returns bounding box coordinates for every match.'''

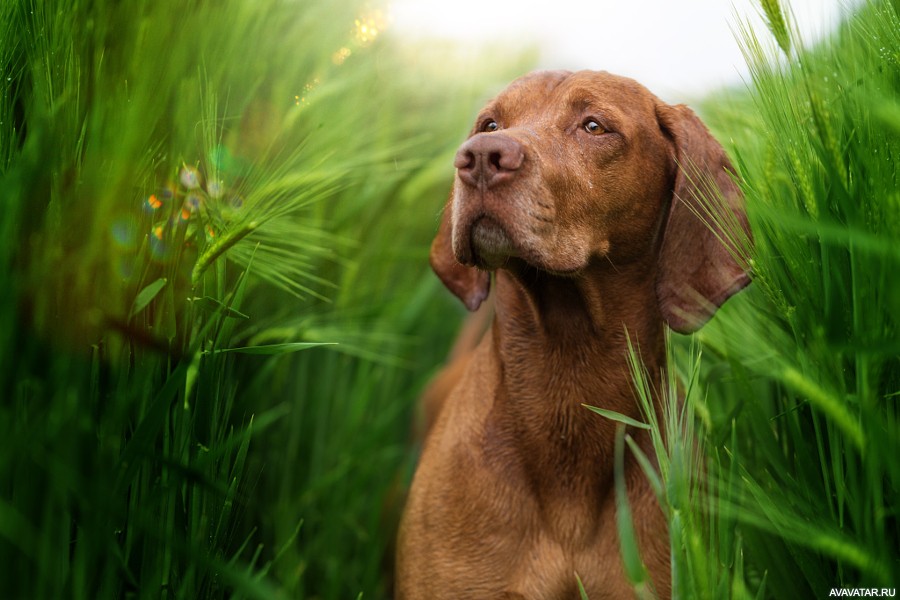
[470,217,517,269]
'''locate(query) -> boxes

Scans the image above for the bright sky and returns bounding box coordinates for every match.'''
[388,0,860,101]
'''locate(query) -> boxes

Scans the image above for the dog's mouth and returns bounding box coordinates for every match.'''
[462,214,583,275]
[453,193,587,275]
[468,216,517,270]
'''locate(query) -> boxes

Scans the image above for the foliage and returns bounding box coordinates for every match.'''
[621,1,900,598]
[0,0,528,597]
[6,0,897,597]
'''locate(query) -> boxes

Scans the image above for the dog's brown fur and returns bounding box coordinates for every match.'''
[396,70,751,599]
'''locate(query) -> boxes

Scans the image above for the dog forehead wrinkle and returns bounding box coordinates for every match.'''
[508,69,572,96]
[565,72,661,121]
[496,71,572,119]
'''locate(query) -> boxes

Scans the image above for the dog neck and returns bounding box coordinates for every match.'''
[485,258,666,501]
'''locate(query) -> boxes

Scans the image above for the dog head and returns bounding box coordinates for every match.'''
[431,70,751,333]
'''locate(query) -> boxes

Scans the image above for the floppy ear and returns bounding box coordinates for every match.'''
[655,104,752,334]
[430,197,490,312]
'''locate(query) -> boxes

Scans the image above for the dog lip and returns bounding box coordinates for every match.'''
[456,213,487,267]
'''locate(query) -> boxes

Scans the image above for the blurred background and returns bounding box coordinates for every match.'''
[0,0,897,598]
[391,0,860,98]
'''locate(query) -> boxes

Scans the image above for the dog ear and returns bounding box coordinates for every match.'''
[430,197,490,312]
[655,104,752,334]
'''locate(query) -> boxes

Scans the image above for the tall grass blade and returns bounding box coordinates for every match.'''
[583,404,652,430]
[209,342,336,355]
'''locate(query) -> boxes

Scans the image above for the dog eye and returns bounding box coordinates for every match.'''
[481,120,499,132]
[583,119,605,134]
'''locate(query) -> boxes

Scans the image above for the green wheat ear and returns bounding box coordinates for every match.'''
[760,0,791,55]
[191,221,258,288]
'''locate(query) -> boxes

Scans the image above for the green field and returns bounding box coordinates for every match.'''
[1,0,897,598]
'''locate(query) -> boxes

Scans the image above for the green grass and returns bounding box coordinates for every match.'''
[3,0,898,598]
[617,1,900,598]
[0,0,529,597]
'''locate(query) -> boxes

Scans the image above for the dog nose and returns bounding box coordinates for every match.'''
[454,134,524,189]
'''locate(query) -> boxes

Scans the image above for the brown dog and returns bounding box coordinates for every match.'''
[396,70,751,599]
